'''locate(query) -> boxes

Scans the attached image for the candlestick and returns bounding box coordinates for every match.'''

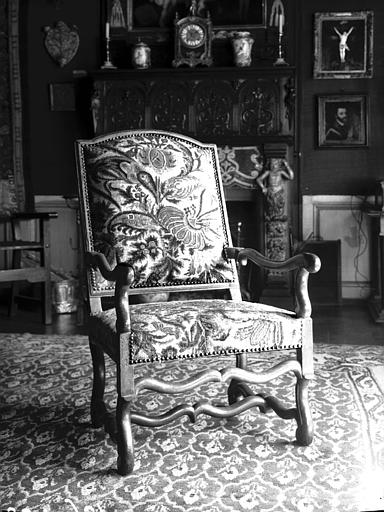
[278,14,283,34]
[273,18,288,66]
[101,35,116,69]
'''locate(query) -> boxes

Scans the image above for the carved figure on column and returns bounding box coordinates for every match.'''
[257,157,293,220]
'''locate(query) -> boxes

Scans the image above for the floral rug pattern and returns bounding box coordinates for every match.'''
[1,333,384,512]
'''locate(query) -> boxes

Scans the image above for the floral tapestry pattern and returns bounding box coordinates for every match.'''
[78,133,236,293]
[89,299,307,363]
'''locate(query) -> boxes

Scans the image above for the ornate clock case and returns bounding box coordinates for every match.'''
[172,4,212,68]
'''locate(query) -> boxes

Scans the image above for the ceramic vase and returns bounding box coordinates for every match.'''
[231,31,254,67]
[132,41,151,69]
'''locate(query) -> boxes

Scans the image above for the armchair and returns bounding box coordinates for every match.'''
[75,130,320,475]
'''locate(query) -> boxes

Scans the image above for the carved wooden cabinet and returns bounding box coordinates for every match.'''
[90,66,296,300]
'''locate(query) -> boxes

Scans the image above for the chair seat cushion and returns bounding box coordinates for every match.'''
[89,299,310,364]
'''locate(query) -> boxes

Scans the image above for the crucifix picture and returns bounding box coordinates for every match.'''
[313,11,373,79]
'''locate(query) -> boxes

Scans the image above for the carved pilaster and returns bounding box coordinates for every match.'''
[91,85,101,135]
[258,143,293,295]
[283,76,296,132]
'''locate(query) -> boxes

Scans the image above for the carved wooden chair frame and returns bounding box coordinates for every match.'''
[75,130,320,475]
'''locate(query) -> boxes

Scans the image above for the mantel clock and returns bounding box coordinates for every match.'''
[172,0,213,68]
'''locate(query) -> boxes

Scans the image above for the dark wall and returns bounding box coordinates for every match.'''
[298,0,384,196]
[23,1,384,198]
[23,0,100,197]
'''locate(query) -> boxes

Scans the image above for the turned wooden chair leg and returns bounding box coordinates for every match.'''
[295,377,313,446]
[89,341,106,428]
[228,354,254,405]
[116,395,134,476]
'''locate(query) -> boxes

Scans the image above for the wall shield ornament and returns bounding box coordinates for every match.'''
[43,21,79,67]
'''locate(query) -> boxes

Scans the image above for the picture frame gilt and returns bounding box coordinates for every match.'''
[104,0,266,38]
[313,11,373,79]
[317,94,368,148]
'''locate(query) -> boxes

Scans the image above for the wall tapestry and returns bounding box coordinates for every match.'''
[0,0,25,216]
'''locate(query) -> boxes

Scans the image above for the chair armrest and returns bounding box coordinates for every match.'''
[225,247,320,273]
[85,251,135,333]
[85,251,134,284]
[225,247,321,318]
[12,212,58,220]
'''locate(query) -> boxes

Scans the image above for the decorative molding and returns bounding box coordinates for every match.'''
[217,146,263,189]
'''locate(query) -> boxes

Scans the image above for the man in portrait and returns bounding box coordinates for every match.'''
[325,105,351,141]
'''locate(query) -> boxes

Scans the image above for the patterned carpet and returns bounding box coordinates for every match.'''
[0,333,383,512]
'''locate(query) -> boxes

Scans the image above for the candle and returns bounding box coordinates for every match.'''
[278,14,283,33]
[105,22,110,39]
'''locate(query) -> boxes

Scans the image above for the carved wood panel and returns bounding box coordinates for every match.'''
[92,69,295,141]
[150,81,189,133]
[194,80,234,136]
[100,81,146,132]
[239,80,280,136]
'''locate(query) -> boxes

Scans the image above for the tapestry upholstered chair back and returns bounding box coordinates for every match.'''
[77,130,237,298]
[75,130,320,475]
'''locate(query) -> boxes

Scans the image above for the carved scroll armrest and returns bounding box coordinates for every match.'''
[225,247,321,318]
[85,251,118,281]
[85,252,135,332]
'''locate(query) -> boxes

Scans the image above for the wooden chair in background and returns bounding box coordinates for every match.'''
[0,211,58,324]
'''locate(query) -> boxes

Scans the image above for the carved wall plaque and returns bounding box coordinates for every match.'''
[43,21,79,67]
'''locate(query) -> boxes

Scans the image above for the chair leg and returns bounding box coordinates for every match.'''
[42,277,52,325]
[228,354,251,404]
[116,395,134,475]
[8,250,21,317]
[89,341,106,428]
[41,218,53,325]
[295,377,313,446]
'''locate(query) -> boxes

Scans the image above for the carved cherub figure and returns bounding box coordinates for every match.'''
[257,157,293,195]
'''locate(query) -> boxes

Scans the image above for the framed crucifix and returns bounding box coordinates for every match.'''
[313,11,373,79]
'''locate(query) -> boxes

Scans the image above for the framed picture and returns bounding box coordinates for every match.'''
[48,83,76,111]
[105,0,266,35]
[317,94,368,148]
[313,11,373,79]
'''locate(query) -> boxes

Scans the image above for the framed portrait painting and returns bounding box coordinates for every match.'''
[313,11,373,79]
[317,94,368,148]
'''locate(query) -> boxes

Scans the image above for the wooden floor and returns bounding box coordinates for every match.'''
[0,298,383,345]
